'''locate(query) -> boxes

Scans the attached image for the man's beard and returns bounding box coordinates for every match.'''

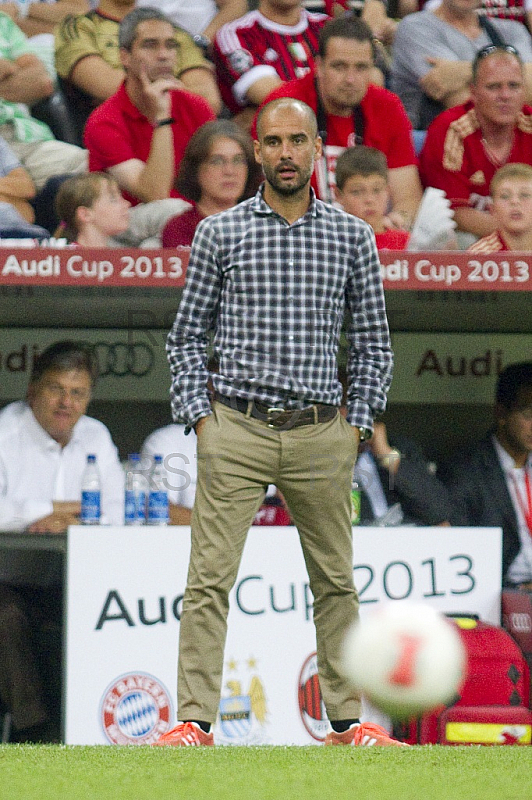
[262,161,313,196]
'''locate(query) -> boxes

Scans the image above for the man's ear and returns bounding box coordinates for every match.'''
[119,47,129,71]
[76,206,92,226]
[253,139,262,165]
[27,383,35,405]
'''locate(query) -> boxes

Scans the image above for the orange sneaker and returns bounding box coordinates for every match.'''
[325,722,409,747]
[152,722,214,747]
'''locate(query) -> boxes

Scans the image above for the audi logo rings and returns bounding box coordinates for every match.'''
[88,342,155,377]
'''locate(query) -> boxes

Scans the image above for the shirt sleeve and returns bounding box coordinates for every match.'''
[54,15,114,79]
[213,29,279,110]
[0,15,32,61]
[344,220,394,429]
[166,217,222,428]
[382,94,417,169]
[418,118,472,207]
[174,26,213,76]
[0,496,53,530]
[392,16,466,84]
[0,136,21,176]
[84,108,138,170]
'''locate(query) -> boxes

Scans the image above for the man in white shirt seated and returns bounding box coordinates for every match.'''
[0,340,124,742]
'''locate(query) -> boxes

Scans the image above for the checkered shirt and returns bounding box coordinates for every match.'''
[167,187,393,430]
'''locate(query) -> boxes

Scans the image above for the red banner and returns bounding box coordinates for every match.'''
[0,248,531,291]
[0,248,190,287]
[379,251,532,291]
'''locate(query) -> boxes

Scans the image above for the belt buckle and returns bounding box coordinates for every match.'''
[266,407,285,428]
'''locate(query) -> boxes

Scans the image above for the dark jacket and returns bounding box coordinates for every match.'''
[443,434,521,581]
[360,436,453,527]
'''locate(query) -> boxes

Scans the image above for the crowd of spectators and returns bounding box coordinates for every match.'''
[0,0,531,246]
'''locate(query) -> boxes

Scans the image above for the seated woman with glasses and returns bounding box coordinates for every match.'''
[162,120,259,248]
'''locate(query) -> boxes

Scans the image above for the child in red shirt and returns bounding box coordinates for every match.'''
[468,163,532,253]
[334,146,410,250]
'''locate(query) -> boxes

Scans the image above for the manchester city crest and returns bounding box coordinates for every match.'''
[215,656,268,745]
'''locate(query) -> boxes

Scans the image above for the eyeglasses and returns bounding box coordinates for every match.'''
[41,383,91,403]
[205,155,248,168]
[473,44,520,70]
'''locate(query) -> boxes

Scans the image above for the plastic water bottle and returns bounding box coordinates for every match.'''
[350,471,361,526]
[80,454,101,525]
[147,454,170,526]
[125,453,147,525]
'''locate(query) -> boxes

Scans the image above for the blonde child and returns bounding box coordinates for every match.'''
[335,146,409,250]
[469,163,532,253]
[55,173,130,246]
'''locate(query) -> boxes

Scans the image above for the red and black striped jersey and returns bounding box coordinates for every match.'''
[213,9,329,113]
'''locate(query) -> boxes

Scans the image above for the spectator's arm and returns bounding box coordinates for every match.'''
[453,206,496,238]
[0,53,53,104]
[109,141,174,204]
[27,501,81,533]
[69,55,124,104]
[0,165,36,222]
[387,165,422,229]
[0,4,20,23]
[420,58,471,105]
[16,1,90,36]
[398,0,418,15]
[106,69,182,203]
[244,74,283,107]
[169,504,192,525]
[179,66,222,115]
[362,0,397,45]
[203,0,248,42]
[0,166,35,200]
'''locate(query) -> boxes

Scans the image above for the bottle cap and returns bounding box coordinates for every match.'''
[153,454,163,463]
[87,454,96,462]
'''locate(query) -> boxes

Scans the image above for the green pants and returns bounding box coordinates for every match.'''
[178,400,361,723]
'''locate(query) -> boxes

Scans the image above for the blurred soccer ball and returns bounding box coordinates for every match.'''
[343,603,466,720]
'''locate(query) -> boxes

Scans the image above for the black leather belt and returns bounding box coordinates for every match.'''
[216,394,338,429]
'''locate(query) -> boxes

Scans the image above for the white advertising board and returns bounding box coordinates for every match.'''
[65,525,502,746]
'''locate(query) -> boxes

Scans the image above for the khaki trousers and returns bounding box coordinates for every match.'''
[178,400,361,724]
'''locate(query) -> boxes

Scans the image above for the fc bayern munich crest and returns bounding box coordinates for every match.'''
[298,653,329,741]
[100,672,172,745]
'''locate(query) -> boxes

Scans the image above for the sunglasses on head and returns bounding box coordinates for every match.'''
[473,44,520,66]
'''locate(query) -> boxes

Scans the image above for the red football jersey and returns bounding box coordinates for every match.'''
[258,73,417,201]
[419,101,532,212]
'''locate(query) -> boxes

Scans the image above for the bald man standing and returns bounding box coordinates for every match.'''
[159,98,399,748]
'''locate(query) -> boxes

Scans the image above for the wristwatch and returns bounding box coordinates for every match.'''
[356,427,373,442]
[193,34,211,54]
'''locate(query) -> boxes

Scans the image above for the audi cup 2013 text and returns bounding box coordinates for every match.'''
[0,254,184,282]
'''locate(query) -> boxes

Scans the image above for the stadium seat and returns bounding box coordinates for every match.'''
[31,89,81,147]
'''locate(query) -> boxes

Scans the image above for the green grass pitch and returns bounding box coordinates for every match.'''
[2,745,531,800]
